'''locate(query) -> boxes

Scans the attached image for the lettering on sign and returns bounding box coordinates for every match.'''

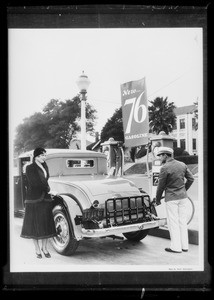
[122,89,139,96]
[153,172,159,186]
[124,91,147,134]
[125,133,148,140]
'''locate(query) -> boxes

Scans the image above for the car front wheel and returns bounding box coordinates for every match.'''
[123,229,150,241]
[51,205,79,256]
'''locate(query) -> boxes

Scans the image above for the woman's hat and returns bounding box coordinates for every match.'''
[33,147,46,158]
[156,146,173,156]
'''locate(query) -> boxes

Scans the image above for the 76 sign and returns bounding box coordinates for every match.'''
[124,91,147,134]
[121,78,149,147]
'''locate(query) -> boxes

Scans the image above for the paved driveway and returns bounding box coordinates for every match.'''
[10,217,202,273]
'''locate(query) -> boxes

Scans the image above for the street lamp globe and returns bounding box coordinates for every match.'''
[76,71,90,93]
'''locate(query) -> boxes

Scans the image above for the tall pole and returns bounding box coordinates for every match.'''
[80,91,86,151]
[76,71,90,151]
[146,142,152,198]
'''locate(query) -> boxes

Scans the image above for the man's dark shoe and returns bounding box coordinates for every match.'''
[36,252,42,259]
[182,249,188,252]
[165,247,182,253]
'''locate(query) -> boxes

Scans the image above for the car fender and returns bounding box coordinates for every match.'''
[49,179,92,209]
[53,193,84,241]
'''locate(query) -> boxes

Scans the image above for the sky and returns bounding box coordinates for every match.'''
[8,28,203,142]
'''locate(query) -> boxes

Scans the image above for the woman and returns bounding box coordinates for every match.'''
[21,147,57,258]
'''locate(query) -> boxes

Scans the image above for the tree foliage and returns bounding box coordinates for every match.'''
[148,97,176,134]
[100,107,124,143]
[14,112,50,153]
[14,96,97,154]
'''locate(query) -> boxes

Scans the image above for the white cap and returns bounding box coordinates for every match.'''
[156,146,173,156]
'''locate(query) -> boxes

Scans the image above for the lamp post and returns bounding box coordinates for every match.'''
[76,71,90,150]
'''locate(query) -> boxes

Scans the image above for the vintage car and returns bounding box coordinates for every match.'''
[14,148,167,256]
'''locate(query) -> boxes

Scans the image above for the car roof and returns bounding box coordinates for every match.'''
[19,148,106,159]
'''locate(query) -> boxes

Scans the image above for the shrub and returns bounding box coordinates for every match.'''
[174,147,190,156]
[175,155,198,165]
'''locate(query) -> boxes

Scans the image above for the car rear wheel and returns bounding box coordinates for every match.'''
[51,206,79,256]
[123,229,150,241]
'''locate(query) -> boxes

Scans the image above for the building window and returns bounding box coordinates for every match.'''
[179,118,185,129]
[192,138,197,150]
[173,140,178,148]
[192,118,196,130]
[180,139,186,150]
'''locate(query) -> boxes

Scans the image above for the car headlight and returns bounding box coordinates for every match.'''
[92,200,99,208]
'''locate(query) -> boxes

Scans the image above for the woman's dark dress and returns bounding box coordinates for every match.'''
[21,161,57,239]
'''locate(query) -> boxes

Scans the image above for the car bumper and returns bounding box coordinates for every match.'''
[81,218,167,238]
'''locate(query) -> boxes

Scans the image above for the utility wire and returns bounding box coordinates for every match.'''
[91,68,192,105]
[147,69,192,102]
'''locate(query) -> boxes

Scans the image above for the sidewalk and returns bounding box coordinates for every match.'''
[149,227,198,245]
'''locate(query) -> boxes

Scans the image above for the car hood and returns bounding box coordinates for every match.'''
[80,178,140,197]
[50,176,140,197]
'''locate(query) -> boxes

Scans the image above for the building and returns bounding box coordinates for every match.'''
[70,132,100,150]
[69,138,92,150]
[171,104,198,155]
[86,140,102,152]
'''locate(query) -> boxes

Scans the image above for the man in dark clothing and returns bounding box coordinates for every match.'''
[154,147,194,253]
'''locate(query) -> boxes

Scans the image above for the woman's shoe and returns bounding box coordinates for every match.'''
[36,252,42,259]
[41,248,51,258]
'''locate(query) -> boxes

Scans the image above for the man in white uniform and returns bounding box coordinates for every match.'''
[154,147,194,253]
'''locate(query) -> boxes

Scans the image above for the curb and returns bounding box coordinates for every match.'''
[149,227,198,245]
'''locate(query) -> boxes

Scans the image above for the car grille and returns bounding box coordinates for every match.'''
[105,195,154,227]
[78,195,156,229]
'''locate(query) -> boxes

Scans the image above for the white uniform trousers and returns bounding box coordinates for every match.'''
[165,198,189,252]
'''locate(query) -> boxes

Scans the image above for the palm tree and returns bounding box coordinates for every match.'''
[148,97,176,134]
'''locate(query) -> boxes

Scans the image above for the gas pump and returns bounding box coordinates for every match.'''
[101,137,124,177]
[150,131,175,218]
